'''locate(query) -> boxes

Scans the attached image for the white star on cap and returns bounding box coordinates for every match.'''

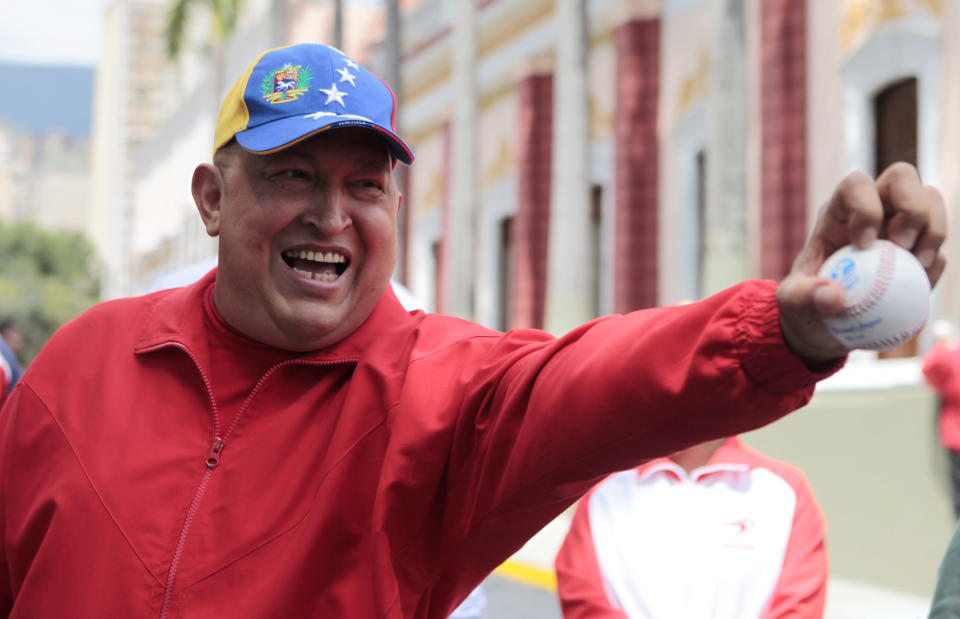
[336,67,357,87]
[319,83,348,106]
[342,58,360,71]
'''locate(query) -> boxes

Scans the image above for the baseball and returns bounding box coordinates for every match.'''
[817,239,930,351]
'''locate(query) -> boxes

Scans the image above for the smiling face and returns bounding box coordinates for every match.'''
[192,128,401,351]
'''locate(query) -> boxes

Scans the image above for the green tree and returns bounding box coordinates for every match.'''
[165,0,243,59]
[0,222,100,365]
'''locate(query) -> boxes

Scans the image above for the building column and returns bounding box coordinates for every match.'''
[544,0,593,335]
[436,122,453,315]
[271,0,289,48]
[760,0,807,280]
[613,17,660,313]
[702,0,749,294]
[385,0,409,284]
[512,67,553,330]
[448,0,479,319]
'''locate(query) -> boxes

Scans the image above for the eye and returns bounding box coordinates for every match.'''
[277,169,310,180]
[348,177,385,195]
[270,168,313,189]
[356,179,382,190]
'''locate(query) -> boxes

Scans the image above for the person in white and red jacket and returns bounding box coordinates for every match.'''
[922,322,960,519]
[0,42,945,618]
[555,437,827,618]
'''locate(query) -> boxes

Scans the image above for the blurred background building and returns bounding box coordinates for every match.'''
[2,0,958,616]
[0,63,93,233]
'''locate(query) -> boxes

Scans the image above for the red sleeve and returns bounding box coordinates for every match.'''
[554,494,629,619]
[429,281,837,599]
[762,473,828,619]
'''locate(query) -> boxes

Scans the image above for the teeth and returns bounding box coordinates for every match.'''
[292,267,338,281]
[285,249,346,264]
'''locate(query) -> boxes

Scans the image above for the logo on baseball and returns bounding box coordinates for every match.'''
[817,239,930,351]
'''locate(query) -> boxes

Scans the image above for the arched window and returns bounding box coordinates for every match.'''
[841,15,940,183]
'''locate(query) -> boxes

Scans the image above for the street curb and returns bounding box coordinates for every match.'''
[493,559,557,592]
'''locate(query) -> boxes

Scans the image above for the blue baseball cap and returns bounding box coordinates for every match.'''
[213,43,414,164]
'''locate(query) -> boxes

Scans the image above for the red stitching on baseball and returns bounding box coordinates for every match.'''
[841,241,896,319]
[867,324,922,350]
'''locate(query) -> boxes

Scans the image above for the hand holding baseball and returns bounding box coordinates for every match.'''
[776,162,946,365]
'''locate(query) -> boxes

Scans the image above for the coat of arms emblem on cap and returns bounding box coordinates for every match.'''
[262,63,313,103]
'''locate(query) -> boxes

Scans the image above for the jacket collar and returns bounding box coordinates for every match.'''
[134,268,417,361]
[636,437,751,482]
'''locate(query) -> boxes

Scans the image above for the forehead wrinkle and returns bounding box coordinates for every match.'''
[265,138,390,172]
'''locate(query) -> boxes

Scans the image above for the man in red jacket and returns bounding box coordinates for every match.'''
[0,43,946,618]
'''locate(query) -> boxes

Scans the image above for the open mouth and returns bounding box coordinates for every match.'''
[282,249,349,282]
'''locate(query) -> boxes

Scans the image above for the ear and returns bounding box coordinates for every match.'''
[192,163,224,237]
[396,192,403,215]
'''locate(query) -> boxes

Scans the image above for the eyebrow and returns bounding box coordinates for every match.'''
[259,143,390,170]
[351,156,390,169]
[342,151,392,172]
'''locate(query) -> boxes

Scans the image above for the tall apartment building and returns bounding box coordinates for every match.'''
[88,0,175,299]
[0,61,93,236]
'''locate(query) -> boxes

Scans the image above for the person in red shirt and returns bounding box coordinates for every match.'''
[555,437,827,618]
[923,321,960,518]
[0,42,946,617]
[0,323,22,410]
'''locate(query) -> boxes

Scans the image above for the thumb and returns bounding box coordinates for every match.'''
[777,273,848,363]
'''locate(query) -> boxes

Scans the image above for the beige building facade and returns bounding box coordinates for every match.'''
[0,125,91,234]
[390,2,955,607]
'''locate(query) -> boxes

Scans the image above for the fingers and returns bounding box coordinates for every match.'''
[876,162,943,250]
[876,163,947,286]
[777,161,947,363]
[832,170,884,250]
[809,163,946,279]
[916,186,947,270]
[793,171,882,275]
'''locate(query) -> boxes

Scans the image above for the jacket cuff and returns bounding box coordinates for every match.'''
[735,281,845,394]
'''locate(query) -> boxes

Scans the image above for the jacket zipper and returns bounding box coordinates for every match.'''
[158,343,220,619]
[153,346,358,618]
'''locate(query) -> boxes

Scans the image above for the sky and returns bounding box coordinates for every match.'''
[0,0,390,67]
[0,0,126,66]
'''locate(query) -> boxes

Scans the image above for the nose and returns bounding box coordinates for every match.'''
[299,187,351,235]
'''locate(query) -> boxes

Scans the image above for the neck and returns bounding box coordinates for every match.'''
[670,438,727,474]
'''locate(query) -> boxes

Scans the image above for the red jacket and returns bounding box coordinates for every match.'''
[0,271,830,618]
[923,342,960,450]
[555,437,828,618]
